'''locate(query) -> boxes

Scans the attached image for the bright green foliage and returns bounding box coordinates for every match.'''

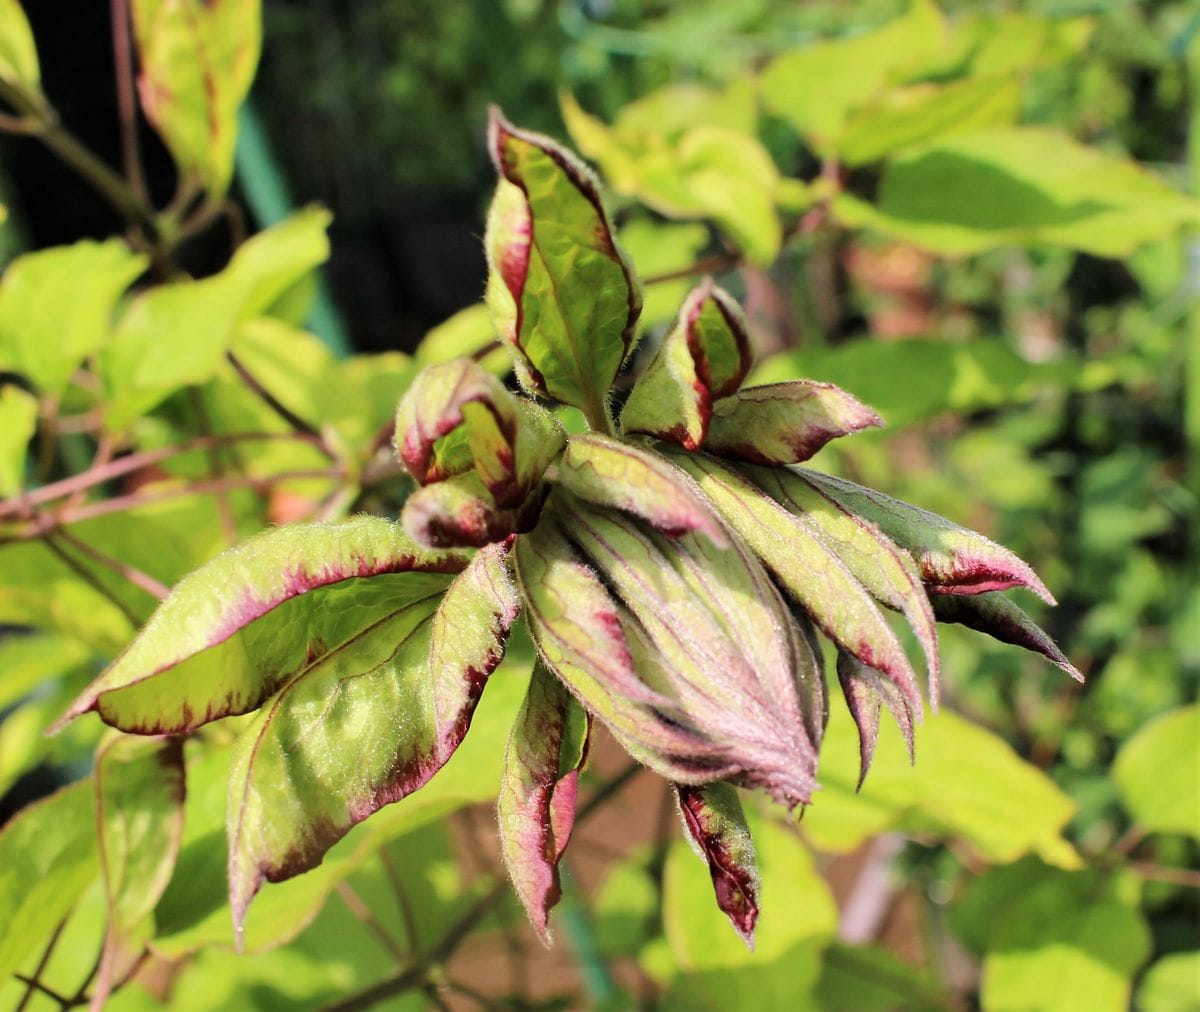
[131,0,262,195]
[0,384,35,495]
[1113,705,1200,838]
[0,239,146,394]
[0,0,37,96]
[414,302,510,375]
[1137,953,1200,1012]
[954,858,1151,1011]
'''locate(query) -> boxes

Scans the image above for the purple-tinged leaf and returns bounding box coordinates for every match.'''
[675,782,759,947]
[513,509,737,786]
[621,280,752,449]
[402,471,546,549]
[555,433,727,545]
[498,661,590,944]
[394,358,564,508]
[747,464,941,705]
[92,733,186,1009]
[485,107,642,422]
[227,542,519,936]
[554,493,821,809]
[55,517,466,735]
[932,593,1082,682]
[794,469,1056,604]
[703,381,883,465]
[837,650,916,790]
[668,451,921,709]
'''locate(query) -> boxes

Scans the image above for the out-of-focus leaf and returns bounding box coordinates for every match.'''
[498,660,588,943]
[622,280,752,450]
[131,0,261,195]
[0,633,89,711]
[102,208,330,429]
[1136,953,1200,1012]
[675,782,759,946]
[0,239,146,393]
[0,383,35,495]
[834,128,1200,256]
[1112,705,1200,838]
[414,302,509,374]
[802,705,1079,868]
[556,434,726,544]
[0,780,98,984]
[226,543,519,933]
[0,0,39,95]
[837,76,1021,166]
[485,107,641,420]
[953,858,1150,1012]
[617,220,708,329]
[814,942,948,1011]
[760,0,946,152]
[93,734,186,1005]
[56,517,464,734]
[661,811,837,1009]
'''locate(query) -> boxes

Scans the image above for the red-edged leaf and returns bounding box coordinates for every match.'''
[227,542,519,936]
[795,469,1055,603]
[676,782,760,947]
[54,517,465,735]
[555,433,727,545]
[932,592,1082,681]
[837,650,916,790]
[704,381,883,465]
[402,471,546,549]
[622,280,752,449]
[498,661,590,944]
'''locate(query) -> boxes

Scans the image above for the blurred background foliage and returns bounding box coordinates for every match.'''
[0,0,1197,1009]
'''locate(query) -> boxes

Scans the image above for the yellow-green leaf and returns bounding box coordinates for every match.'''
[1112,705,1200,838]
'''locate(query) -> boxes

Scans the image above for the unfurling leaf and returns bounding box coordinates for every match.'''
[794,468,1055,603]
[931,592,1081,681]
[555,433,727,545]
[227,542,519,934]
[92,734,186,1008]
[703,381,883,465]
[485,106,642,422]
[837,650,916,790]
[499,661,590,944]
[669,452,920,707]
[675,782,759,946]
[55,517,466,735]
[131,0,261,195]
[622,280,752,449]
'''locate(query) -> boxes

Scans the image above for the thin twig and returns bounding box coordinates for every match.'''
[1130,862,1200,889]
[14,918,67,1012]
[642,253,740,286]
[335,881,409,964]
[13,974,75,1008]
[187,388,239,545]
[54,527,169,600]
[42,533,143,627]
[226,351,329,446]
[110,0,149,208]
[576,763,642,825]
[379,849,420,955]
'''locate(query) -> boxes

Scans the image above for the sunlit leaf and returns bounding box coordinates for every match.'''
[498,660,589,943]
[814,942,948,1012]
[0,383,35,496]
[414,302,509,374]
[0,0,39,96]
[1136,953,1200,1012]
[1112,705,1200,838]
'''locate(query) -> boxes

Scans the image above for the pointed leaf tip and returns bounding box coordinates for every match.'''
[837,651,917,790]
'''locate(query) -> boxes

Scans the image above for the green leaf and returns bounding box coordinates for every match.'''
[102,207,331,429]
[622,280,752,450]
[484,107,642,422]
[56,516,465,734]
[414,302,509,374]
[833,128,1200,256]
[0,780,99,985]
[131,0,261,195]
[836,650,916,789]
[759,0,946,152]
[498,659,589,943]
[662,811,837,1009]
[1112,705,1200,838]
[814,942,948,1011]
[932,592,1081,681]
[617,220,708,329]
[675,783,759,946]
[704,381,883,465]
[0,0,39,96]
[0,383,35,495]
[837,76,1021,167]
[226,542,519,933]
[952,858,1151,1012]
[1137,953,1200,1012]
[0,239,147,393]
[555,433,727,545]
[93,734,186,1006]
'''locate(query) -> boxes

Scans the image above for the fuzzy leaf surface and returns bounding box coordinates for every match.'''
[485,108,641,420]
[622,280,752,450]
[836,651,916,790]
[498,660,589,943]
[931,592,1080,680]
[57,516,465,734]
[226,543,518,931]
[794,468,1054,602]
[704,382,882,465]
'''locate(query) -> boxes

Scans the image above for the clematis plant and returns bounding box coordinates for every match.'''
[56,108,1078,948]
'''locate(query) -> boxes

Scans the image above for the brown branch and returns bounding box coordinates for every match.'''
[14,918,67,1012]
[111,0,149,209]
[379,849,420,955]
[226,351,329,447]
[1130,862,1200,889]
[54,527,170,600]
[642,253,740,286]
[576,762,642,825]
[335,882,409,964]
